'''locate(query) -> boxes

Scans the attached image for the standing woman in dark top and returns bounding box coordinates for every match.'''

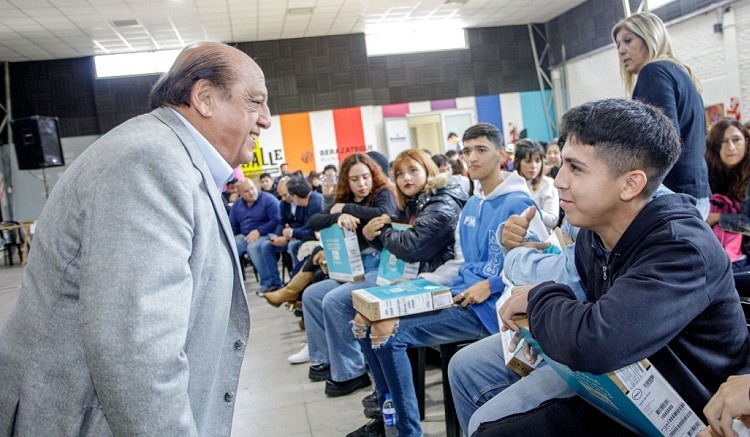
[613,12,711,218]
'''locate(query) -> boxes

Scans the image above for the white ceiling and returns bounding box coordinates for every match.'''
[0,0,587,62]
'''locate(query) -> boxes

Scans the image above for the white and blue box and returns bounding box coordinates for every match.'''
[352,278,453,321]
[376,223,420,285]
[320,224,365,283]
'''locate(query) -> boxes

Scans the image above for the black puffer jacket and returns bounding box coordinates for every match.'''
[370,176,468,274]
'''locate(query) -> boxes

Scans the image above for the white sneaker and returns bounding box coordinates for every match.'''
[288,343,309,364]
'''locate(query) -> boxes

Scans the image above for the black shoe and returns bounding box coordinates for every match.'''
[309,363,330,382]
[325,373,371,397]
[346,417,385,437]
[362,390,378,409]
[293,308,303,317]
[363,404,381,419]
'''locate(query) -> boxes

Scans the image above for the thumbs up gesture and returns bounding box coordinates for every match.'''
[501,206,550,250]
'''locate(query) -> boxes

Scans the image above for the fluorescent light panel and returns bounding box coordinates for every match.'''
[94,49,181,78]
[365,22,467,56]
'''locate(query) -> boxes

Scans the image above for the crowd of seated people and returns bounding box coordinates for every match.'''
[225,104,750,437]
[224,15,750,433]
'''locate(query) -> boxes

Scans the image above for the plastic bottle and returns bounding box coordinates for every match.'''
[382,393,397,437]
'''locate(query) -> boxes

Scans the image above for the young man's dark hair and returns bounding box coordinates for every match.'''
[448,132,458,140]
[286,174,312,198]
[323,164,337,173]
[559,98,680,197]
[446,150,458,160]
[462,123,504,149]
[259,172,272,180]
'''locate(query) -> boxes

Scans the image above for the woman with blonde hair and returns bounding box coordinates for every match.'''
[613,12,710,217]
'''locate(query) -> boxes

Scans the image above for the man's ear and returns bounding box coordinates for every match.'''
[190,79,214,118]
[620,170,648,201]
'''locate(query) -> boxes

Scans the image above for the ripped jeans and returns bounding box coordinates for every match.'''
[353,306,488,437]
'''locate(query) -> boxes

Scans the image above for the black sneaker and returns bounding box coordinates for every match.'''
[362,391,378,409]
[325,373,371,397]
[346,417,385,437]
[363,404,381,419]
[309,363,331,382]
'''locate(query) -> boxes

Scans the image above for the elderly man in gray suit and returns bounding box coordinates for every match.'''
[0,41,271,435]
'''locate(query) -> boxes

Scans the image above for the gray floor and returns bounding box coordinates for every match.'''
[0,264,450,436]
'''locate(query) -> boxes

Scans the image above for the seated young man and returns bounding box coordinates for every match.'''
[487,98,749,436]
[348,123,547,437]
[451,186,677,436]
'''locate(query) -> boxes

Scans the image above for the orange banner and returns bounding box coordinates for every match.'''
[280,112,316,175]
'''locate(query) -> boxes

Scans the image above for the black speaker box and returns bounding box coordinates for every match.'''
[11,116,65,170]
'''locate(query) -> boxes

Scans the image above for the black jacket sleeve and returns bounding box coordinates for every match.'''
[341,189,397,222]
[527,240,712,375]
[378,202,458,263]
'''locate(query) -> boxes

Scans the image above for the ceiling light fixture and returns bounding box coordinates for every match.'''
[365,20,467,57]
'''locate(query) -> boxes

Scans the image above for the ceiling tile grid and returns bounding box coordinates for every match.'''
[0,0,586,62]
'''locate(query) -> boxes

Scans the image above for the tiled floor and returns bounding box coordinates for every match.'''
[0,264,450,436]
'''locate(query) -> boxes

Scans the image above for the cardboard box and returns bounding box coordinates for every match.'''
[319,224,365,282]
[376,223,420,285]
[352,278,453,321]
[496,282,542,377]
[515,318,705,436]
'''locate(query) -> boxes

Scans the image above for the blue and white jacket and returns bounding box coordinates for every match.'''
[421,171,543,333]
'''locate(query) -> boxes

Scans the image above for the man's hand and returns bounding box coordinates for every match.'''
[498,285,534,344]
[501,206,549,250]
[337,213,360,231]
[245,229,260,243]
[701,374,750,437]
[363,214,390,241]
[281,224,294,239]
[452,280,491,307]
[312,250,326,265]
[270,235,288,247]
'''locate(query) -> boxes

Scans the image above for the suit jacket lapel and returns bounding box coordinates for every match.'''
[150,107,245,294]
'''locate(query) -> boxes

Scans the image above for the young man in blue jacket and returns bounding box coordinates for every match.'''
[492,99,749,436]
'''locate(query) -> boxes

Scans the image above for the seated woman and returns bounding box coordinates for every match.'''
[514,139,559,231]
[705,119,750,273]
[296,154,397,393]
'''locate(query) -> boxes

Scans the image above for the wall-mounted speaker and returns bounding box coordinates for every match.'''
[11,116,65,170]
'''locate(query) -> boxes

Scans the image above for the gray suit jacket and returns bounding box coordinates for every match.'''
[0,108,250,435]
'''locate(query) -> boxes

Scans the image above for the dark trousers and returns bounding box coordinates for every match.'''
[473,396,638,437]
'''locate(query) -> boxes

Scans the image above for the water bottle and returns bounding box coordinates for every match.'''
[382,393,397,437]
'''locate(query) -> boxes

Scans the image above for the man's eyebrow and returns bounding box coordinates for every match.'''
[563,157,588,168]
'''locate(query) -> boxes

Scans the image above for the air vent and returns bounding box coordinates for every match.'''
[287,7,314,15]
[111,19,141,28]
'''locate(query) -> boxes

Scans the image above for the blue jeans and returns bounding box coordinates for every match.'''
[358,306,489,437]
[302,252,380,381]
[287,239,302,270]
[448,333,576,436]
[235,234,284,291]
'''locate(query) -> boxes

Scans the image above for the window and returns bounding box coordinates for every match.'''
[94,49,181,78]
[365,21,467,57]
